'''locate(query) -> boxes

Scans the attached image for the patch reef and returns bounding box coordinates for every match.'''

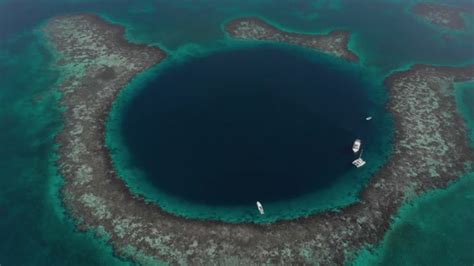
[225,17,359,62]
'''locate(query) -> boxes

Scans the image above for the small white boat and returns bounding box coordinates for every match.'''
[352,149,366,168]
[352,139,361,153]
[256,201,264,215]
[352,158,366,168]
[366,116,372,121]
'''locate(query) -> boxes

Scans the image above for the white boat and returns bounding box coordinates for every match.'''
[256,201,264,215]
[352,158,366,168]
[352,139,361,153]
[366,116,372,121]
[352,149,366,168]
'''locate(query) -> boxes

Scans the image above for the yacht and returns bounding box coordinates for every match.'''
[352,139,361,153]
[366,116,372,121]
[256,201,264,215]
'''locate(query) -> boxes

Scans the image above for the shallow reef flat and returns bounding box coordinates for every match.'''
[225,17,359,62]
[46,14,474,265]
[412,2,471,30]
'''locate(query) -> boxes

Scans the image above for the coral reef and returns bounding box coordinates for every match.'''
[412,3,470,30]
[225,17,359,62]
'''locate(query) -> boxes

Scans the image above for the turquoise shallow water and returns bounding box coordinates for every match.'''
[0,0,473,264]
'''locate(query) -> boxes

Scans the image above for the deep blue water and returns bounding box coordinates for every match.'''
[121,46,376,206]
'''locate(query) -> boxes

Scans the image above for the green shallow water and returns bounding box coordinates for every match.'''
[0,0,473,264]
[456,81,474,143]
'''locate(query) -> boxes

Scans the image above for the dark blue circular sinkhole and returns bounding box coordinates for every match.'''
[121,46,376,206]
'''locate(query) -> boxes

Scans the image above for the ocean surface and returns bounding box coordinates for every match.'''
[0,0,473,265]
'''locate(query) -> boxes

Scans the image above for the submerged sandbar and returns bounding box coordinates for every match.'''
[47,14,474,265]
